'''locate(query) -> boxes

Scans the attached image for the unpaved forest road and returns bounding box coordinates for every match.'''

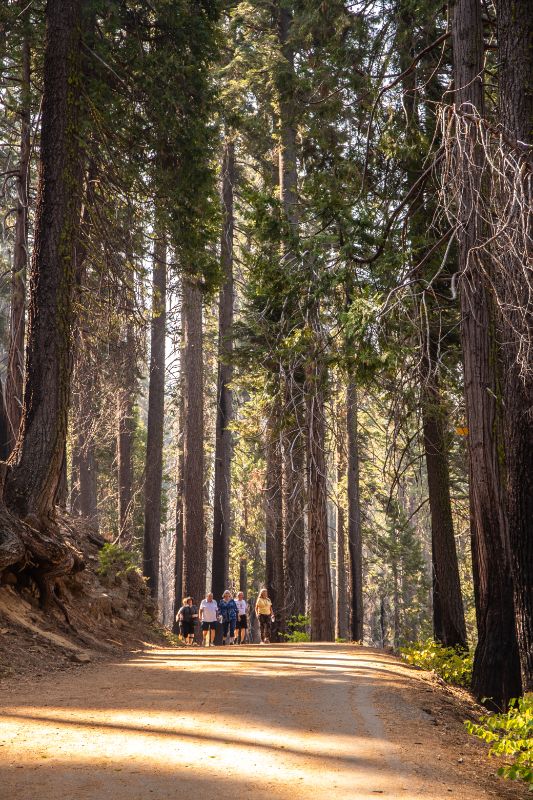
[0,644,523,800]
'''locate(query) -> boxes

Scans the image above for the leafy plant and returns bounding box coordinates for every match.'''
[97,543,138,578]
[400,638,473,687]
[283,614,311,643]
[465,695,533,789]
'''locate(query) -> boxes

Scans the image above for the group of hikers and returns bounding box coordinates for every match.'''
[176,588,275,646]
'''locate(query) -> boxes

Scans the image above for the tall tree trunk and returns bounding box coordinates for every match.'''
[212,138,235,599]
[282,378,306,620]
[5,29,30,453]
[173,387,184,633]
[0,381,10,461]
[392,541,401,649]
[239,557,247,596]
[336,423,348,640]
[71,346,98,527]
[265,405,284,638]
[496,0,533,691]
[421,339,467,649]
[452,0,521,706]
[70,176,99,525]
[117,326,136,544]
[275,2,305,621]
[5,0,83,521]
[181,277,205,604]
[396,1,467,651]
[346,377,363,641]
[306,355,334,642]
[143,234,167,598]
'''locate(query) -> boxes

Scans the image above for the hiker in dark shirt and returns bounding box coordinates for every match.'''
[176,597,198,645]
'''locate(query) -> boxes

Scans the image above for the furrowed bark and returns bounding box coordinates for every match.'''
[117,326,136,545]
[421,342,467,648]
[396,0,467,650]
[346,377,363,642]
[306,358,334,642]
[452,0,521,706]
[5,0,83,522]
[5,28,30,453]
[181,277,206,604]
[275,1,305,622]
[212,137,235,599]
[336,424,348,640]
[265,403,285,638]
[495,0,533,691]
[143,233,167,598]
[172,383,184,634]
[282,377,306,620]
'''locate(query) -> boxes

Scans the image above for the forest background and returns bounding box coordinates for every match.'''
[0,0,531,714]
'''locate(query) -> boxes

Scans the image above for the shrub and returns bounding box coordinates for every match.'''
[283,614,311,643]
[97,543,138,578]
[400,638,473,687]
[465,695,533,789]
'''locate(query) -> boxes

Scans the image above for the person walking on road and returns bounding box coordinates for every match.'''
[176,596,198,645]
[255,588,274,644]
[235,591,248,644]
[199,592,219,647]
[219,590,238,645]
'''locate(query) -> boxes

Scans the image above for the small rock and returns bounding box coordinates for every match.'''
[0,628,9,635]
[69,652,91,664]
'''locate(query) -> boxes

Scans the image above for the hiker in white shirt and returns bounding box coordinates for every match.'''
[235,591,248,644]
[199,592,219,647]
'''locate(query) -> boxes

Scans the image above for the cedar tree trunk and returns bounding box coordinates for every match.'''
[5,30,30,452]
[496,0,533,691]
[143,234,167,598]
[276,2,306,621]
[282,377,306,620]
[306,357,334,642]
[5,0,83,521]
[181,277,206,603]
[452,0,521,706]
[265,405,285,638]
[212,138,235,599]
[336,430,348,640]
[117,327,136,544]
[173,387,184,633]
[346,377,363,641]
[421,339,467,649]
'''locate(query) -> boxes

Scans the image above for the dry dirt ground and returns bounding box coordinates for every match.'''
[0,643,528,800]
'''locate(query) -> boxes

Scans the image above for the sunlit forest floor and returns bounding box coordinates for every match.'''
[0,644,526,800]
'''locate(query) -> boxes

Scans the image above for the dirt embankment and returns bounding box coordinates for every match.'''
[0,515,166,681]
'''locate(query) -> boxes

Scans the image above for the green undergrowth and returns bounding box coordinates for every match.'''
[465,695,533,790]
[97,543,139,578]
[282,614,311,643]
[400,638,473,687]
[402,640,532,791]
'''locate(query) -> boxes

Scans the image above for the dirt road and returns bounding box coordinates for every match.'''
[0,644,523,800]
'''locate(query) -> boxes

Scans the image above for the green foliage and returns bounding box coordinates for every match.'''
[465,695,533,789]
[283,614,311,643]
[400,639,473,687]
[97,543,139,579]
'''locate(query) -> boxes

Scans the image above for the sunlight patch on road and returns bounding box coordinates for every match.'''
[0,704,416,799]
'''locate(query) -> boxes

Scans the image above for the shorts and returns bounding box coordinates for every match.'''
[180,620,195,637]
[201,620,217,632]
[236,614,248,630]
